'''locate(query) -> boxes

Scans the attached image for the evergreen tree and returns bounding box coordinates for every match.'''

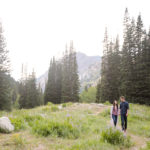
[38,83,44,105]
[61,42,79,102]
[120,8,135,101]
[100,28,110,102]
[18,81,27,108]
[61,47,71,102]
[19,71,41,108]
[26,72,40,108]
[71,42,80,102]
[44,57,57,104]
[0,22,11,111]
[108,36,121,102]
[55,62,62,103]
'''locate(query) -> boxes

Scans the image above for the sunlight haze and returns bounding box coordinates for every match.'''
[0,0,149,79]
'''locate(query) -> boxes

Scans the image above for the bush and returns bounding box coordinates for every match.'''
[62,103,67,108]
[104,101,111,105]
[62,102,73,108]
[23,114,43,127]
[101,128,132,147]
[10,117,26,131]
[47,102,53,106]
[32,119,80,139]
[51,105,59,112]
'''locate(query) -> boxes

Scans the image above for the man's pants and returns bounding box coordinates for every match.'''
[121,114,127,131]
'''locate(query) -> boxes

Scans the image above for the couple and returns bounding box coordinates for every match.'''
[111,96,129,133]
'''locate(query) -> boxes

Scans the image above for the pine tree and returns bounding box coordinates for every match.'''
[108,36,121,102]
[133,14,145,103]
[135,29,150,104]
[61,42,79,102]
[19,71,41,108]
[37,83,44,105]
[44,57,57,104]
[0,22,11,111]
[26,72,40,108]
[120,8,135,101]
[72,48,80,102]
[55,62,62,103]
[18,81,28,108]
[100,28,110,102]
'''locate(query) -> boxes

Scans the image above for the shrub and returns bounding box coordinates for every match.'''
[101,128,132,147]
[62,103,67,108]
[104,101,111,105]
[32,119,80,139]
[146,141,150,149]
[62,102,73,108]
[47,102,53,106]
[10,117,26,131]
[23,114,42,122]
[23,114,43,127]
[51,105,59,112]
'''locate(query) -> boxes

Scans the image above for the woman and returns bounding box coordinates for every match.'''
[111,100,119,127]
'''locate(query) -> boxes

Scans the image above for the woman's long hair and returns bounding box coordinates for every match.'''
[113,100,118,110]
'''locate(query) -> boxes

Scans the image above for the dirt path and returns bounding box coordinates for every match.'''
[66,103,110,114]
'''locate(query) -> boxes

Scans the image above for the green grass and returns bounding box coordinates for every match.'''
[128,104,150,137]
[0,103,149,150]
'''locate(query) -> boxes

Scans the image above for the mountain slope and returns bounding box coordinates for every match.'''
[37,52,101,91]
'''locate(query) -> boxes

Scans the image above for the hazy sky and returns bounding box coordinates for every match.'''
[0,0,149,80]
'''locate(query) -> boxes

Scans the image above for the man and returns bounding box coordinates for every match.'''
[120,96,129,133]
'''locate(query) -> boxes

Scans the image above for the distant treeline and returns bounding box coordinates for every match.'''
[44,41,80,104]
[96,8,150,105]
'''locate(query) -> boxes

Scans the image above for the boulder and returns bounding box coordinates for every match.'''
[0,117,14,133]
[58,105,62,110]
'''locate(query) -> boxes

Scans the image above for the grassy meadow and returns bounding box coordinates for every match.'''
[0,102,150,150]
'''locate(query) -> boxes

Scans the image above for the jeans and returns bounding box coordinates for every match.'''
[112,114,118,126]
[121,114,127,131]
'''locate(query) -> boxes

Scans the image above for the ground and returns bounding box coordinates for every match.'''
[0,103,150,150]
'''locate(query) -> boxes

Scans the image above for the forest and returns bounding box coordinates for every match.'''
[0,9,150,111]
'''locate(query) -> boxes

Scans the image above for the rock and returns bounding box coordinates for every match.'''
[0,117,14,133]
[58,105,62,110]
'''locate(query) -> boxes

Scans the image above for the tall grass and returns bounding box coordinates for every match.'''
[128,104,150,137]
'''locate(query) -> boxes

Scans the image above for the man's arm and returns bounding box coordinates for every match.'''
[126,103,129,116]
[119,103,121,115]
[126,109,129,116]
